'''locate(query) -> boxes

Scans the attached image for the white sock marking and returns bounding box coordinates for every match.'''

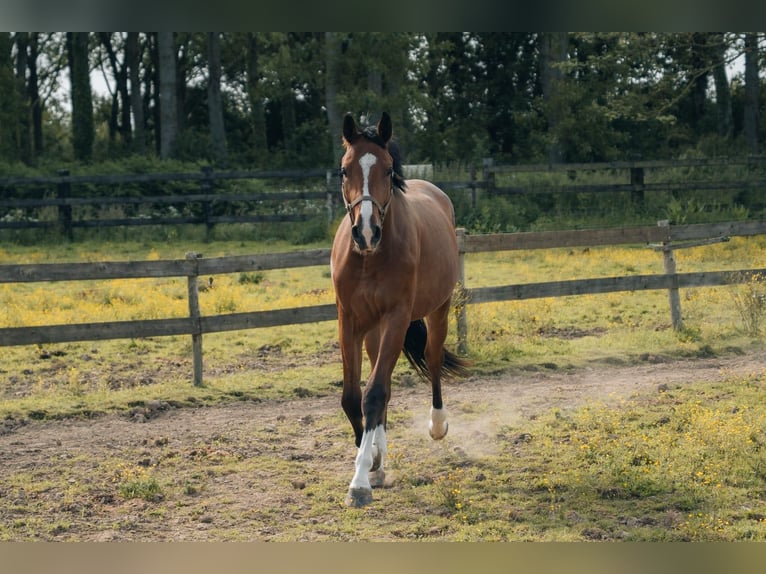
[349,424,387,491]
[430,406,448,439]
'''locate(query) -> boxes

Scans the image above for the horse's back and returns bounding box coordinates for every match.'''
[404,179,456,227]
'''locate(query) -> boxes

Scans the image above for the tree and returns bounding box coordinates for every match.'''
[323,32,343,165]
[157,32,179,159]
[0,33,19,161]
[125,32,146,154]
[96,32,132,149]
[743,33,760,154]
[207,32,227,165]
[245,33,268,162]
[67,32,94,162]
[479,32,540,160]
[409,33,488,163]
[540,32,568,163]
[27,33,44,158]
[14,32,31,164]
[711,33,733,138]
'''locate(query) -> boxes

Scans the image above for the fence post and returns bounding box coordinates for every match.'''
[186,252,204,386]
[57,169,73,241]
[630,166,645,205]
[657,221,684,331]
[482,158,495,199]
[200,166,214,238]
[455,227,469,355]
[326,169,336,223]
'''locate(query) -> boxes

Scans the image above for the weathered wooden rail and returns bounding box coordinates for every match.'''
[1,220,765,385]
[0,165,433,239]
[2,157,765,238]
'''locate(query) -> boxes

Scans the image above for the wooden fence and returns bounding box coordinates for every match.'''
[2,157,766,238]
[0,164,433,239]
[0,167,333,240]
[1,220,765,385]
[476,156,766,203]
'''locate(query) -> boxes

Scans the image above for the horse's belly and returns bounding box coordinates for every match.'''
[410,259,458,319]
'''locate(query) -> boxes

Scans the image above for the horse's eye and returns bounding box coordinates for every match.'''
[339,167,348,179]
[386,167,394,177]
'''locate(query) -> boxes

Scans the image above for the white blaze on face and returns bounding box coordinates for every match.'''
[358,152,377,246]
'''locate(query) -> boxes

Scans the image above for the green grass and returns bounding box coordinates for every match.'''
[4,371,764,541]
[1,235,765,421]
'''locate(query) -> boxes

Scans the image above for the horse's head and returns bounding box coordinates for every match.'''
[340,112,404,254]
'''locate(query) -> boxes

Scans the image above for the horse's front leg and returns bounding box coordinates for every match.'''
[363,328,387,487]
[346,424,386,507]
[339,312,364,447]
[345,314,407,507]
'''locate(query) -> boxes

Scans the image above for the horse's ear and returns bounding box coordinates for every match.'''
[342,114,358,144]
[377,112,393,145]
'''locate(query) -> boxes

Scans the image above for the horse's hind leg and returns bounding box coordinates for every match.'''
[425,299,451,440]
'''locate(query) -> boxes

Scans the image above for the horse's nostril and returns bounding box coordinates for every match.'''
[351,225,365,248]
[371,225,382,246]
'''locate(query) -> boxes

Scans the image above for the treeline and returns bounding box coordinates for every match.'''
[0,32,763,171]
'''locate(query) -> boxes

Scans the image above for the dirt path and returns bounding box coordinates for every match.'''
[1,351,764,540]
[8,352,764,446]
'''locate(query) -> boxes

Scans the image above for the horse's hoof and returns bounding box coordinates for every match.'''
[429,421,449,440]
[345,487,373,507]
[369,468,385,488]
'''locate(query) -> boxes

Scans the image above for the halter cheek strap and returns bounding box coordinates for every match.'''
[344,195,391,224]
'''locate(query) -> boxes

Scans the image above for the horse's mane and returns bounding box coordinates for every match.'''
[358,123,407,192]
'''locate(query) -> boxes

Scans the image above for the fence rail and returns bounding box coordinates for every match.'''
[1,220,765,385]
[3,157,766,237]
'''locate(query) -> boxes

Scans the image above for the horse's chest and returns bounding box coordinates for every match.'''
[335,260,411,316]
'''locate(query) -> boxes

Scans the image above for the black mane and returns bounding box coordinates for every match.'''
[358,123,407,192]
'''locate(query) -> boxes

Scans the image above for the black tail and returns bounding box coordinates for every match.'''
[401,319,470,381]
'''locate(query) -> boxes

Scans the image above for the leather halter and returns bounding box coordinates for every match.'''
[342,174,394,225]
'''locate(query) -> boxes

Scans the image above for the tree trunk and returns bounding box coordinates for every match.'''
[126,32,146,154]
[690,33,710,132]
[0,33,18,161]
[28,33,43,157]
[15,32,31,164]
[281,89,297,159]
[324,32,343,165]
[157,32,179,159]
[67,32,94,162]
[246,33,268,161]
[98,32,132,148]
[540,32,568,163]
[206,32,227,166]
[147,33,161,155]
[744,33,760,154]
[711,33,732,138]
[278,39,297,160]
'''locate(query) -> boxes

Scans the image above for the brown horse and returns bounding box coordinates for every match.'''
[330,112,468,507]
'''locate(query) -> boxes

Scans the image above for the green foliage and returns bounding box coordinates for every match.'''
[461,195,539,233]
[4,33,764,173]
[729,272,766,336]
[119,477,163,502]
